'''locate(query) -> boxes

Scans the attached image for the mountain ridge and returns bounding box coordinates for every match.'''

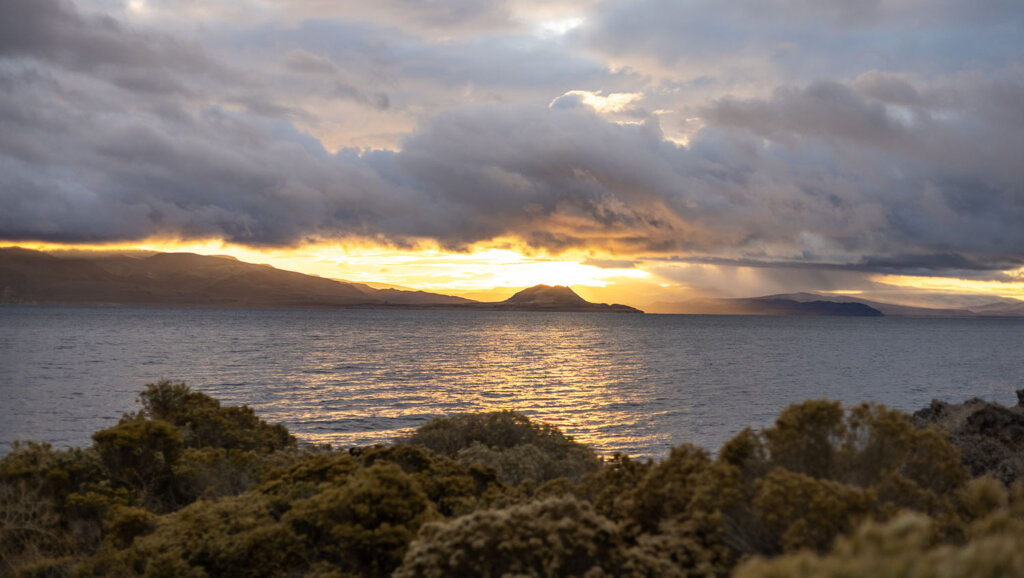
[648,291,1024,317]
[0,248,470,309]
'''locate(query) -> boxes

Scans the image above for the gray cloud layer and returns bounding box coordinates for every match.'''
[2,0,1023,279]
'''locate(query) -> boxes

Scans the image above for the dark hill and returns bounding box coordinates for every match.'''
[502,285,590,306]
[483,285,641,313]
[0,248,471,309]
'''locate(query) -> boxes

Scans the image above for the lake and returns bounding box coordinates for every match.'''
[1,305,1022,457]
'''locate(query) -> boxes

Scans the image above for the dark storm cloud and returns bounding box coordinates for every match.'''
[0,0,227,94]
[580,0,1024,82]
[652,253,1023,278]
[2,0,1024,281]
[695,77,1024,267]
[346,0,509,30]
[703,81,909,148]
[5,68,1024,271]
[268,17,620,93]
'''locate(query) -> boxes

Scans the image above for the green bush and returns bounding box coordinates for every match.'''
[625,444,740,577]
[762,401,966,497]
[284,462,437,576]
[257,451,359,501]
[0,478,70,573]
[80,460,436,577]
[0,442,114,572]
[114,492,305,577]
[135,381,294,452]
[103,505,158,549]
[714,400,969,556]
[356,444,496,517]
[172,447,283,502]
[402,411,600,485]
[0,385,1007,578]
[752,468,874,552]
[574,453,654,520]
[395,496,673,577]
[92,418,184,510]
[734,498,1024,578]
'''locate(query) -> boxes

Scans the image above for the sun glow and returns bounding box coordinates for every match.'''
[535,16,584,36]
[551,90,644,114]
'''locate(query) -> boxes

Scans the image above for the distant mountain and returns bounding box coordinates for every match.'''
[649,291,1024,317]
[0,248,471,309]
[968,300,1024,317]
[761,292,976,317]
[503,285,590,307]
[763,292,1024,317]
[648,296,883,317]
[484,285,641,313]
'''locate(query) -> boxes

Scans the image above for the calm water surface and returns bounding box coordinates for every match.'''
[1,305,1022,457]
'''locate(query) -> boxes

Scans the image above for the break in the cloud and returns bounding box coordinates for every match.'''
[2,0,1024,289]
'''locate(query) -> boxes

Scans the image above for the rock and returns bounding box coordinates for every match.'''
[914,393,1024,486]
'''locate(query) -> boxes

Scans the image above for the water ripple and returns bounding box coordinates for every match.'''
[2,306,1023,457]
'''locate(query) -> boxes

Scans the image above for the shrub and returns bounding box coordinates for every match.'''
[172,447,281,502]
[135,381,294,452]
[402,411,599,485]
[90,382,300,511]
[284,462,437,576]
[626,444,740,577]
[763,400,847,480]
[115,492,305,577]
[258,451,358,501]
[734,503,1024,578]
[357,444,495,517]
[0,439,106,500]
[1,386,1007,577]
[103,505,158,549]
[395,496,673,577]
[94,460,435,577]
[752,468,874,553]
[574,453,654,520]
[715,400,969,556]
[92,418,183,510]
[763,401,966,496]
[0,479,70,573]
[0,442,118,571]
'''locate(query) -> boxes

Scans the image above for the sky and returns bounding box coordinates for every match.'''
[3,0,1024,307]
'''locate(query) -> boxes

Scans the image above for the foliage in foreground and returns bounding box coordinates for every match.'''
[3,381,1024,577]
[735,479,1024,578]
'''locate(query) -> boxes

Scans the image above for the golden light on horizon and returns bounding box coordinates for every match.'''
[872,273,1024,300]
[7,239,649,299]
[10,240,1024,308]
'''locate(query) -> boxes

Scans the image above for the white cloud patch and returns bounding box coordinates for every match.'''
[550,90,644,114]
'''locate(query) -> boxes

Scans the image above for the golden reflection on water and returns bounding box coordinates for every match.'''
[278,316,671,457]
